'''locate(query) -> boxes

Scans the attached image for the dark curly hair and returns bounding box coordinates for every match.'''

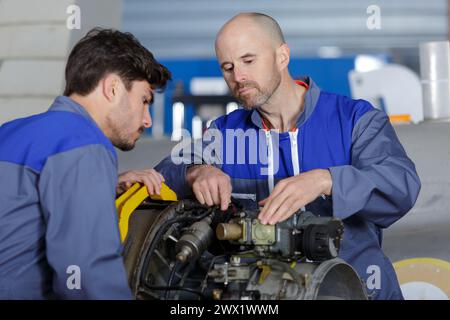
[63,28,171,96]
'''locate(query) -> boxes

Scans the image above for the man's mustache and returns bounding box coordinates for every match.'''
[237,81,259,90]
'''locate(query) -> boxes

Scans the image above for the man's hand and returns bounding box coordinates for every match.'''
[117,169,165,195]
[258,169,332,225]
[187,165,232,211]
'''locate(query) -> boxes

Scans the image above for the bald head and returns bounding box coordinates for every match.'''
[214,13,291,109]
[216,13,285,49]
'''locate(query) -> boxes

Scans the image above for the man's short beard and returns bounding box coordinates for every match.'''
[114,139,135,151]
[106,115,136,151]
[112,126,145,151]
[238,72,281,109]
[240,90,271,109]
[110,128,136,151]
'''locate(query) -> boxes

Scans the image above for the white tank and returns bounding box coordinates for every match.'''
[419,41,450,121]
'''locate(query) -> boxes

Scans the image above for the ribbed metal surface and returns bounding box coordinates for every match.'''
[123,0,448,59]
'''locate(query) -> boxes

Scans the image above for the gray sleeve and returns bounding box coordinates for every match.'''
[329,109,421,228]
[39,144,132,299]
[155,120,223,198]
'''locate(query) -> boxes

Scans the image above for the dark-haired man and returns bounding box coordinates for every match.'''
[155,13,421,299]
[0,28,170,299]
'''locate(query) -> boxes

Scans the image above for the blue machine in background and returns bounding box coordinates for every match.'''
[152,57,357,136]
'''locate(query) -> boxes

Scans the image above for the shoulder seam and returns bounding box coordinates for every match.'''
[42,143,116,172]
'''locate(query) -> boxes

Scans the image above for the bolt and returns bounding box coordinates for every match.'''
[212,289,223,300]
[176,246,192,263]
[230,256,241,265]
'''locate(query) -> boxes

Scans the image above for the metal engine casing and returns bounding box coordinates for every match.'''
[122,200,368,300]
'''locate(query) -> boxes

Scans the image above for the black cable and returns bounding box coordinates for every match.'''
[141,284,205,299]
[165,261,181,300]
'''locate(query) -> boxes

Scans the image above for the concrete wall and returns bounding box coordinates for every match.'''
[0,0,122,125]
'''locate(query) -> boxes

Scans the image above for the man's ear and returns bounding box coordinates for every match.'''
[276,43,290,71]
[102,73,121,103]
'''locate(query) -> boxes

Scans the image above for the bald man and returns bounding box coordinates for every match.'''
[154,13,421,300]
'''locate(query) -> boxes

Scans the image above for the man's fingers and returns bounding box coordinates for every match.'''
[141,173,163,195]
[278,205,298,223]
[189,166,232,208]
[258,197,271,221]
[260,191,290,224]
[258,193,279,222]
[196,192,206,205]
[258,184,285,220]
[258,180,295,222]
[151,176,162,195]
[258,198,274,223]
[258,198,267,206]
[219,183,232,211]
[151,171,164,185]
[276,199,304,224]
[141,175,156,195]
[207,180,220,206]
[117,170,166,195]
[192,184,205,205]
[202,187,215,206]
[267,199,296,225]
[194,181,214,206]
[143,169,165,183]
[266,181,286,200]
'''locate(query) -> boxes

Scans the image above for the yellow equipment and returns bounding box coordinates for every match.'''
[115,182,177,242]
[394,257,450,299]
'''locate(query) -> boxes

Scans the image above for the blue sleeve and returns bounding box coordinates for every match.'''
[38,144,132,299]
[329,108,421,228]
[155,120,223,198]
